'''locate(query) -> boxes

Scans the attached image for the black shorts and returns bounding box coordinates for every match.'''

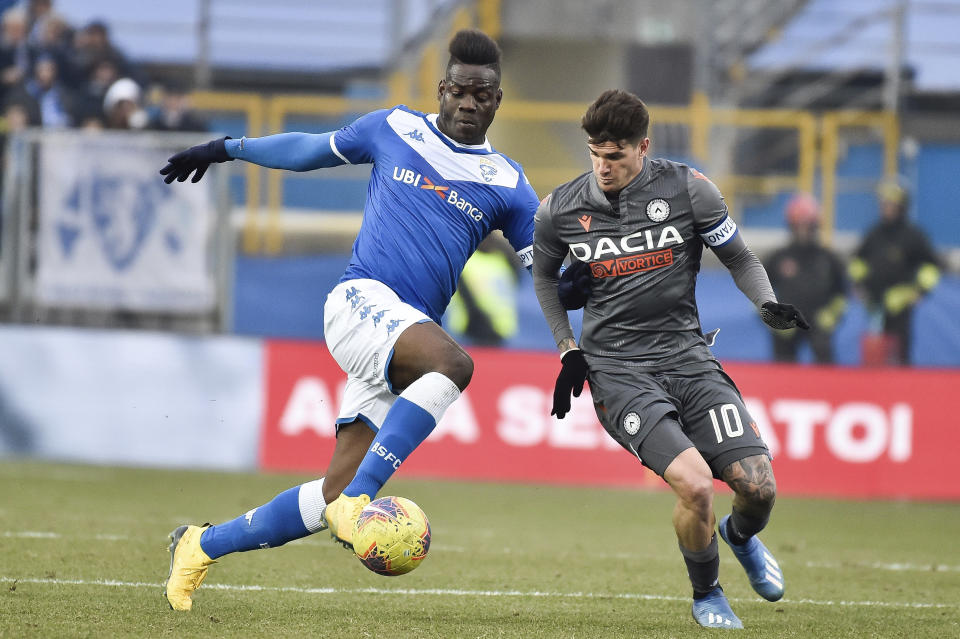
[589,365,769,478]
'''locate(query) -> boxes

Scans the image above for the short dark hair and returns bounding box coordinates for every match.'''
[581,89,650,145]
[446,29,501,82]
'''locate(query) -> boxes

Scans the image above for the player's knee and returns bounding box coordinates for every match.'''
[437,349,474,390]
[725,454,777,512]
[746,480,777,514]
[741,470,777,513]
[675,473,714,512]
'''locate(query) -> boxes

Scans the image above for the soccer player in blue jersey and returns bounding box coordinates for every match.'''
[159,30,539,611]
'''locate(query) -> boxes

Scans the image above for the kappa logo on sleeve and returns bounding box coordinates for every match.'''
[590,248,674,279]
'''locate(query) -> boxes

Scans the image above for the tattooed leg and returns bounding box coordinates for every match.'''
[718,454,785,601]
[720,454,776,542]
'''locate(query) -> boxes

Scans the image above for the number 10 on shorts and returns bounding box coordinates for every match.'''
[709,404,744,443]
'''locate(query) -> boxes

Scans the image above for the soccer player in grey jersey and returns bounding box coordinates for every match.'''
[532,90,809,629]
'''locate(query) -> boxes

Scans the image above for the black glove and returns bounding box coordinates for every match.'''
[761,301,810,330]
[557,261,592,310]
[159,136,233,184]
[551,349,589,419]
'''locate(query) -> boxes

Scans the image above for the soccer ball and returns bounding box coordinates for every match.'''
[352,496,431,576]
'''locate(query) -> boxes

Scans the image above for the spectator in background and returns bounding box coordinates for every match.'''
[72,56,118,123]
[764,193,847,364]
[850,180,941,366]
[24,0,53,44]
[73,20,142,87]
[25,54,72,127]
[0,6,29,101]
[102,76,146,129]
[446,232,520,347]
[147,82,207,132]
[29,11,79,89]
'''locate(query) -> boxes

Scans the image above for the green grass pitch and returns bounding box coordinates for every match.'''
[1,460,958,638]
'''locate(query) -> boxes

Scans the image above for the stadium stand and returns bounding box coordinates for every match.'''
[2,0,959,366]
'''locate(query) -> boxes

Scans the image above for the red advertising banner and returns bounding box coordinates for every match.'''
[260,340,960,500]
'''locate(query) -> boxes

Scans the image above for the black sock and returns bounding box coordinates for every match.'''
[680,534,720,600]
[726,508,769,545]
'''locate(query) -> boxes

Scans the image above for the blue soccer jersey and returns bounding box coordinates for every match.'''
[329,106,539,323]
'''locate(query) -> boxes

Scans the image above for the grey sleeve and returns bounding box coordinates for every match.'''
[713,235,778,308]
[532,195,575,350]
[688,170,777,308]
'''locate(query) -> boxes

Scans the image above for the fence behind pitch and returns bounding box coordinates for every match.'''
[0,129,234,332]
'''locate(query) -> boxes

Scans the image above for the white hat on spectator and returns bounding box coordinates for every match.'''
[103,77,141,113]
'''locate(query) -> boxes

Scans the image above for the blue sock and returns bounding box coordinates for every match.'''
[343,397,436,498]
[199,486,309,559]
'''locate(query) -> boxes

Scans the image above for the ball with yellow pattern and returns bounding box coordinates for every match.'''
[351,496,431,576]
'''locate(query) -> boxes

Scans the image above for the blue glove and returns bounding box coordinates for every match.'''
[159,136,233,184]
[557,261,592,310]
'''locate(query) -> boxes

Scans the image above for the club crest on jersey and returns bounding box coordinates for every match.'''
[478,159,498,183]
[645,198,670,222]
[623,412,641,436]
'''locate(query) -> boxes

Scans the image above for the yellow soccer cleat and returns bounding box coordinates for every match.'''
[324,493,370,550]
[164,524,216,611]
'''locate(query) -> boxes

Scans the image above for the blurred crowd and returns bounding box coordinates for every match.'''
[0,0,207,136]
[0,2,944,367]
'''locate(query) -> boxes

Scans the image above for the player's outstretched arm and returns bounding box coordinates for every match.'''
[225,132,347,171]
[159,132,346,184]
[714,236,809,330]
[689,168,808,330]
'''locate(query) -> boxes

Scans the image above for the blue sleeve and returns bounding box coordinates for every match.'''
[498,172,539,272]
[329,109,391,165]
[225,132,345,172]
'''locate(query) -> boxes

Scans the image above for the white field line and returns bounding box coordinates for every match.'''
[8,531,960,572]
[2,531,126,541]
[805,560,960,573]
[0,576,955,610]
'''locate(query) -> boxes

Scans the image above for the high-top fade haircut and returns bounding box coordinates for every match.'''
[581,89,650,146]
[446,29,502,84]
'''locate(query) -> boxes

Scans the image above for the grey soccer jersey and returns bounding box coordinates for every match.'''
[533,157,774,367]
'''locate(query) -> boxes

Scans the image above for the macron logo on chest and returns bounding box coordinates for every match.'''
[387,109,519,189]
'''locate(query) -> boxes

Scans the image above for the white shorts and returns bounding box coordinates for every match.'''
[323,279,432,431]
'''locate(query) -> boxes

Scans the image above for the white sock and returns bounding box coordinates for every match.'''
[298,478,327,532]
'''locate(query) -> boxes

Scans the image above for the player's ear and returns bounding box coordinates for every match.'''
[495,87,502,109]
[437,79,445,101]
